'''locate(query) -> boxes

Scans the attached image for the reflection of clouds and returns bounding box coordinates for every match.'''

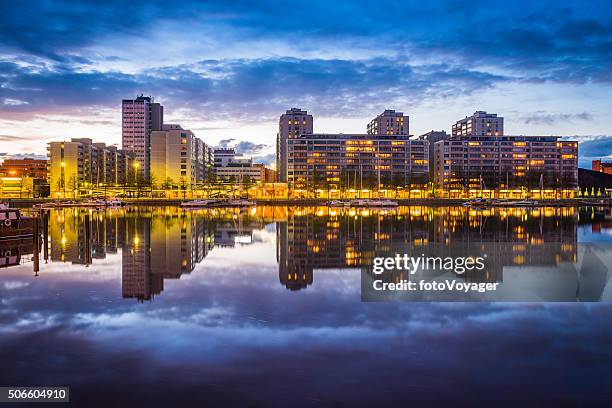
[3,280,30,290]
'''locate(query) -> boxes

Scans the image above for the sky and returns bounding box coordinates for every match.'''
[1,0,611,168]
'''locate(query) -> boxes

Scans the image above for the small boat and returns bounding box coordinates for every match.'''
[463,198,495,207]
[492,199,539,207]
[181,199,219,208]
[326,200,350,207]
[0,208,37,240]
[349,199,399,207]
[104,199,125,207]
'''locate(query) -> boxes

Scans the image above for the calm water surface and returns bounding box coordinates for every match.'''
[1,206,611,406]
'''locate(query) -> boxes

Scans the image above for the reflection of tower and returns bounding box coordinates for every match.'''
[121,216,163,301]
[277,221,313,290]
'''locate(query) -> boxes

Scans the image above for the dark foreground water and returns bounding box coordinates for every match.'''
[0,206,611,406]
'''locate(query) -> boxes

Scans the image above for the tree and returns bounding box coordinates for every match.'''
[67,174,79,199]
[242,174,254,198]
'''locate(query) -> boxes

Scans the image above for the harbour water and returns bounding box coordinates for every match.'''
[0,206,611,405]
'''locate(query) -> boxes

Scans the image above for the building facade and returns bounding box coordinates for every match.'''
[367,110,409,135]
[213,147,269,182]
[287,134,428,190]
[122,95,164,179]
[277,108,313,183]
[150,124,213,188]
[434,136,578,193]
[592,160,612,175]
[0,158,48,179]
[452,111,503,137]
[48,139,135,197]
[418,130,449,180]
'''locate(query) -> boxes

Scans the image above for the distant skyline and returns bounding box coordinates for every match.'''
[1,0,612,168]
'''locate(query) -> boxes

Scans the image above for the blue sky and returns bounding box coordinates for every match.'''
[0,0,611,167]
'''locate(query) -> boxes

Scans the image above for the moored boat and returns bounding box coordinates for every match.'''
[326,200,350,207]
[181,199,219,207]
[0,208,37,240]
[349,199,399,207]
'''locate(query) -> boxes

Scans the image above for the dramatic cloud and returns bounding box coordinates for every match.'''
[576,136,612,168]
[0,58,506,120]
[0,0,611,155]
[523,112,594,125]
[216,139,275,166]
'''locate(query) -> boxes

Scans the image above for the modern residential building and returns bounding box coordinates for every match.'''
[264,167,277,183]
[434,136,578,195]
[287,133,428,190]
[367,110,409,135]
[452,111,503,137]
[122,95,164,179]
[592,159,612,175]
[277,108,313,183]
[214,151,266,182]
[0,158,48,179]
[418,130,449,179]
[150,124,213,188]
[48,139,135,197]
[0,157,49,197]
[213,147,238,168]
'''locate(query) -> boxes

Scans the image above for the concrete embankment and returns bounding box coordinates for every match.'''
[3,197,611,208]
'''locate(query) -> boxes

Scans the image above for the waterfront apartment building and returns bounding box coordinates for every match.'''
[367,110,409,135]
[213,147,266,182]
[150,124,213,188]
[277,108,313,183]
[452,111,503,137]
[434,136,578,193]
[0,158,48,179]
[122,95,164,179]
[287,134,428,190]
[48,139,135,197]
[418,130,449,180]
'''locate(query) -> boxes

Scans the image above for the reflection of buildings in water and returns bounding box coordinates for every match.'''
[49,210,125,265]
[123,214,215,301]
[430,207,578,282]
[121,217,163,301]
[46,208,216,302]
[150,215,214,279]
[278,206,579,290]
[277,207,432,290]
[214,225,253,247]
[588,207,612,234]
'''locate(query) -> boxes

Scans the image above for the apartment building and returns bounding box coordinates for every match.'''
[434,136,578,191]
[367,110,409,135]
[48,139,135,196]
[213,148,266,182]
[150,124,213,187]
[122,95,164,178]
[277,108,313,182]
[287,134,428,190]
[452,111,503,137]
[418,130,449,180]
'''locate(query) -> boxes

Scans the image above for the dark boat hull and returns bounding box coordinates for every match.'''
[0,216,35,239]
